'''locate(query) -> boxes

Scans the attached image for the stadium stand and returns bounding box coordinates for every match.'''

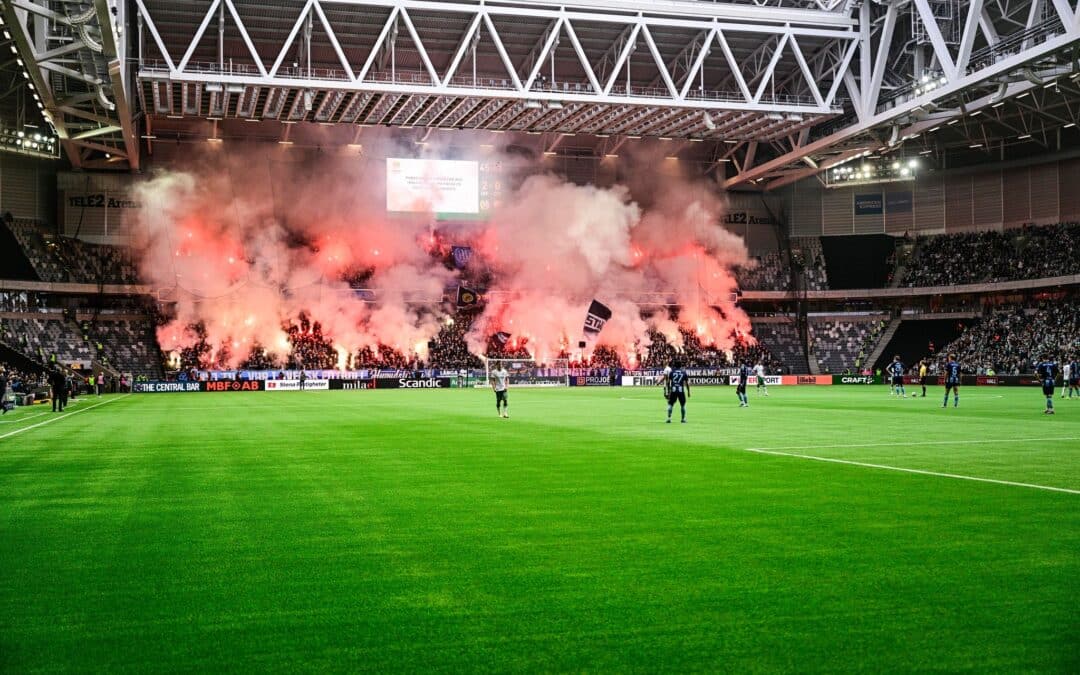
[749,320,808,374]
[737,237,829,291]
[4,219,140,284]
[0,313,162,380]
[809,316,889,374]
[902,223,1080,286]
[927,300,1080,375]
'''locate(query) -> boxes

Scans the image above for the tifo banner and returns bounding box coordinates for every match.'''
[264,379,330,391]
[203,380,265,392]
[885,191,913,213]
[854,193,883,216]
[133,381,203,393]
[375,377,454,389]
[451,246,473,269]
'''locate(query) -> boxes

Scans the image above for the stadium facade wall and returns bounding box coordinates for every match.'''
[1,154,56,223]
[56,172,140,244]
[787,156,1080,236]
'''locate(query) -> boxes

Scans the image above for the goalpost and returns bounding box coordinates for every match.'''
[481,357,571,387]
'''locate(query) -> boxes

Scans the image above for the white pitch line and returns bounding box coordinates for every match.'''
[742,446,1080,495]
[751,437,1080,452]
[0,395,130,441]
[0,411,50,424]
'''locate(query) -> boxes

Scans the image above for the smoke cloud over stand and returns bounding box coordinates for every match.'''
[130,131,755,369]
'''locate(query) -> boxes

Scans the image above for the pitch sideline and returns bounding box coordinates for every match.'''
[0,395,131,440]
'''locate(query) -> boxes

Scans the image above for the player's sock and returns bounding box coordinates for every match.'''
[666,404,673,420]
[954,395,958,407]
[943,394,949,407]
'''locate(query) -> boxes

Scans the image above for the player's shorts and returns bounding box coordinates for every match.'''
[919,376,929,385]
[736,383,747,395]
[1070,377,1079,387]
[667,390,686,406]
[495,389,508,404]
[945,379,959,390]
[756,378,766,386]
[1042,381,1055,396]
[891,376,903,386]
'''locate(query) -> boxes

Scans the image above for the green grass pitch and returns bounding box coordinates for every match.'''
[1,386,1077,672]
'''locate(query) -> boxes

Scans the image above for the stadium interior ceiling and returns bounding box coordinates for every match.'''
[1,0,1079,187]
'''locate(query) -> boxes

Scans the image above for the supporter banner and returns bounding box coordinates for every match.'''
[375,377,454,389]
[203,380,265,392]
[782,375,833,385]
[854,193,883,216]
[570,375,617,387]
[263,379,330,391]
[133,381,203,393]
[583,299,612,336]
[835,375,883,385]
[885,191,913,213]
[329,379,375,390]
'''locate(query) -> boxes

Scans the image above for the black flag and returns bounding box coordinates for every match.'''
[494,331,511,346]
[456,286,479,308]
[582,300,612,336]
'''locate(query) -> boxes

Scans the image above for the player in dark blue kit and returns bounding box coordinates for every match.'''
[662,360,690,423]
[736,362,751,407]
[889,355,907,398]
[942,353,961,408]
[1035,357,1057,415]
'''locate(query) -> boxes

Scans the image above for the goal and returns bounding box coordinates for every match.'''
[482,357,570,387]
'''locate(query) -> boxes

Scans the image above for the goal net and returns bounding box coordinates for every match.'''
[482,357,570,387]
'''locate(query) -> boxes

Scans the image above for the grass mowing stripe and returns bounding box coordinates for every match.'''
[742,446,1080,495]
[0,395,130,440]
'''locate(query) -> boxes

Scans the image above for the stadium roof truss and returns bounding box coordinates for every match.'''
[5,0,1077,179]
[133,0,859,142]
[722,0,1080,190]
[1,0,138,169]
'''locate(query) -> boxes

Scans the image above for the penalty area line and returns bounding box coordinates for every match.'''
[0,395,130,441]
[741,446,1080,495]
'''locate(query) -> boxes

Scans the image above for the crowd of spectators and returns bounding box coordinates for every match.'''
[0,361,48,398]
[928,300,1079,375]
[0,291,48,313]
[427,314,484,370]
[903,222,1080,287]
[641,327,783,372]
